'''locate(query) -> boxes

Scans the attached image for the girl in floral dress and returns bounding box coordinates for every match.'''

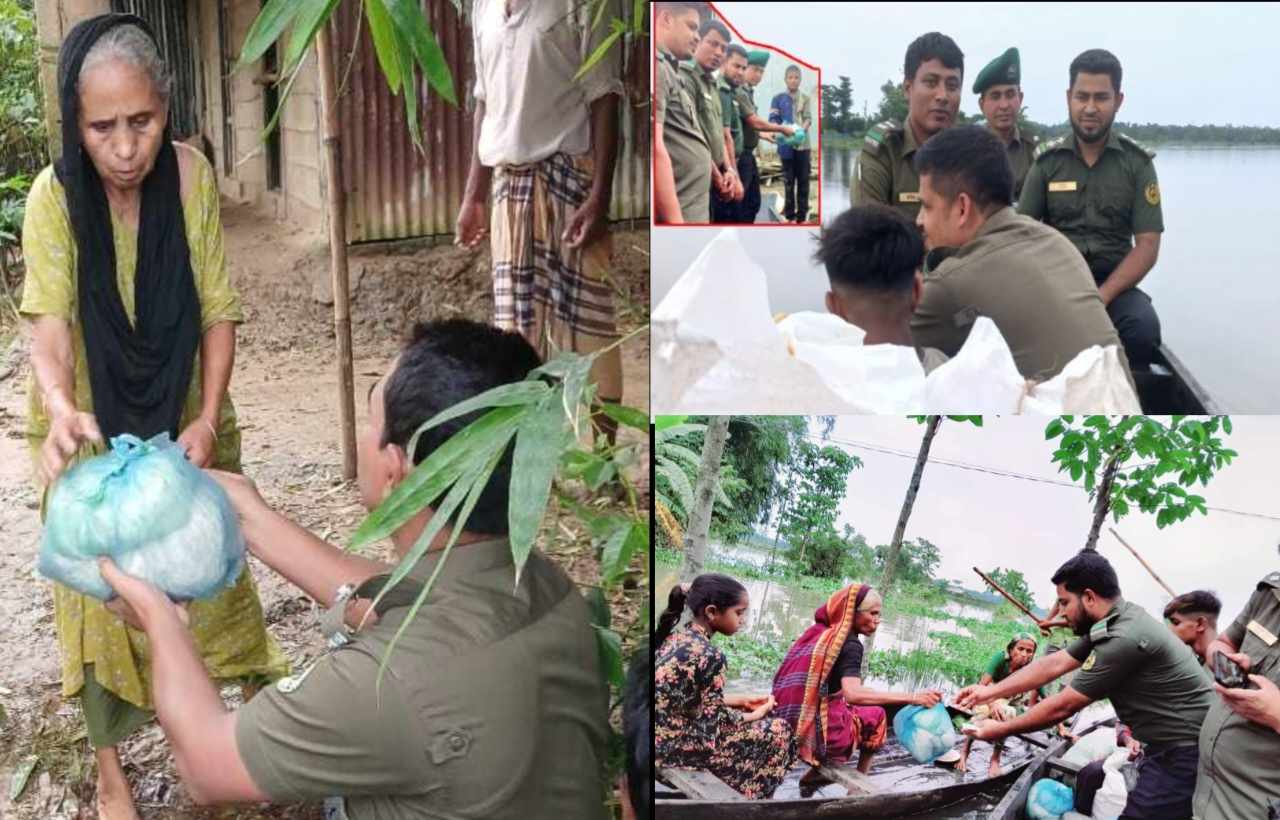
[655,573,796,798]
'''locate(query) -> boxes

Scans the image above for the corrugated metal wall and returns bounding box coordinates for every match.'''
[331,1,649,244]
[110,0,201,138]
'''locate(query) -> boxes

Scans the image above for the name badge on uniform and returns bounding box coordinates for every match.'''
[899,192,921,203]
[1048,181,1078,192]
[1248,619,1278,646]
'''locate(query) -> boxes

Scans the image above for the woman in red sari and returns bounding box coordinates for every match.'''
[772,583,943,773]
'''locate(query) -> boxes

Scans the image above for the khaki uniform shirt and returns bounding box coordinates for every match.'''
[235,540,609,820]
[658,49,712,222]
[737,84,760,151]
[680,61,726,167]
[910,207,1130,383]
[853,120,925,221]
[1065,599,1213,748]
[1018,130,1164,282]
[1194,572,1280,820]
[719,77,743,157]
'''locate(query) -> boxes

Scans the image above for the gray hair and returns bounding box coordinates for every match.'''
[78,24,172,102]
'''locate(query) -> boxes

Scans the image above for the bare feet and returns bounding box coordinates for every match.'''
[988,761,1003,778]
[95,746,140,820]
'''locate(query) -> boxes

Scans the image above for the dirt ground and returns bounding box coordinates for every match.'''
[0,202,650,819]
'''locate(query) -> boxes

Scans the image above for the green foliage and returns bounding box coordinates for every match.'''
[0,0,45,250]
[653,422,739,535]
[874,80,908,126]
[788,524,875,580]
[987,566,1037,611]
[873,537,941,588]
[820,76,865,136]
[1045,415,1237,529]
[238,0,456,150]
[779,442,861,568]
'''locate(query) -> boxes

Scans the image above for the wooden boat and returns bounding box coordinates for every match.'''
[989,713,1120,820]
[656,703,1054,819]
[1135,343,1220,413]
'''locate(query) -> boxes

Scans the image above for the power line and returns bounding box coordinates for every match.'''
[802,431,1280,523]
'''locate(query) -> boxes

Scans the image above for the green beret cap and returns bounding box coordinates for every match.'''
[746,49,771,67]
[973,47,1020,94]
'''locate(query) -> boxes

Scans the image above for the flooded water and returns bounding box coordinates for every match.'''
[653,145,1280,411]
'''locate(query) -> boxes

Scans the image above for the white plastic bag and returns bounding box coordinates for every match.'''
[1091,749,1132,820]
[652,228,1142,414]
[1061,727,1119,767]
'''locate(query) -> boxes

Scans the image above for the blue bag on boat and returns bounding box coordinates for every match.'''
[892,703,958,764]
[1026,777,1075,819]
[39,433,245,601]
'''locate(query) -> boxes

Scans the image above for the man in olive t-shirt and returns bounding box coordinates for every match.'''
[956,552,1211,820]
[98,320,609,820]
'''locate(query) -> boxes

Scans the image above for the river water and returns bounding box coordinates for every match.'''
[652,145,1280,411]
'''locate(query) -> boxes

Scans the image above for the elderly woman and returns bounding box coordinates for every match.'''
[957,631,1045,776]
[773,583,943,774]
[20,15,287,819]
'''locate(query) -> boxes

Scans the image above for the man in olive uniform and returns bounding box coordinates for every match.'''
[957,552,1213,819]
[1018,49,1164,371]
[654,2,711,223]
[715,44,748,222]
[734,49,796,222]
[973,47,1038,201]
[98,320,609,819]
[680,19,741,223]
[909,126,1132,385]
[854,32,964,223]
[1194,558,1280,820]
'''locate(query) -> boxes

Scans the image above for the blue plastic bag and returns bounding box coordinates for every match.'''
[1026,777,1075,819]
[892,703,959,764]
[39,434,245,601]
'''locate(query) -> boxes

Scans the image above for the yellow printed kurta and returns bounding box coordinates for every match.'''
[20,145,289,709]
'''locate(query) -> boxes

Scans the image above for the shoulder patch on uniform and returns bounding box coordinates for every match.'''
[1034,136,1067,161]
[1082,651,1098,671]
[275,659,321,694]
[1118,133,1157,160]
[1260,572,1280,589]
[862,120,901,155]
[1088,619,1112,643]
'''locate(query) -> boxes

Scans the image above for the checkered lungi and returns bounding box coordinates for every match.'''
[490,151,622,401]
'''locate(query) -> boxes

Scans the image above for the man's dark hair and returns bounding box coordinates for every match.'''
[656,1,705,16]
[623,643,652,819]
[1163,590,1222,623]
[1051,551,1122,600]
[1069,48,1122,93]
[698,18,730,42]
[725,43,748,62]
[813,204,923,294]
[785,64,801,77]
[913,125,1013,211]
[904,32,964,83]
[380,319,541,535]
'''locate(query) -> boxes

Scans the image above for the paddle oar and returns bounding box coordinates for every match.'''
[1107,528,1177,598]
[972,567,1064,632]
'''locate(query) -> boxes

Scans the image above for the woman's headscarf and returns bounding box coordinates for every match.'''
[772,583,874,765]
[54,14,201,442]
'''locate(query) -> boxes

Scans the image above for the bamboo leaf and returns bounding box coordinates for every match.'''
[573,19,625,82]
[363,0,403,93]
[351,404,525,548]
[509,396,573,584]
[405,380,549,463]
[656,461,694,512]
[591,0,609,31]
[281,0,341,77]
[602,521,646,585]
[238,0,306,68]
[256,48,309,141]
[600,402,648,431]
[384,0,457,104]
[587,587,610,629]
[393,23,424,148]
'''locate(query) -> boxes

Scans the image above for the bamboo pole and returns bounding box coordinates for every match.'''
[315,24,357,479]
[972,566,1041,624]
[1107,528,1177,598]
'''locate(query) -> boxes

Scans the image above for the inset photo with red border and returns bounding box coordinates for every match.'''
[653,2,821,227]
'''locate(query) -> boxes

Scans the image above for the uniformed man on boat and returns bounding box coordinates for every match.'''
[1018,49,1164,371]
[972,47,1038,201]
[956,552,1212,819]
[1193,553,1280,820]
[853,32,964,223]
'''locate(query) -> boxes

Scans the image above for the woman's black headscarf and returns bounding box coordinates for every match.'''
[54,13,201,442]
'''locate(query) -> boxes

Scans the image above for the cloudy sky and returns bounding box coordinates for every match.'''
[710,2,1280,127]
[756,415,1280,623]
